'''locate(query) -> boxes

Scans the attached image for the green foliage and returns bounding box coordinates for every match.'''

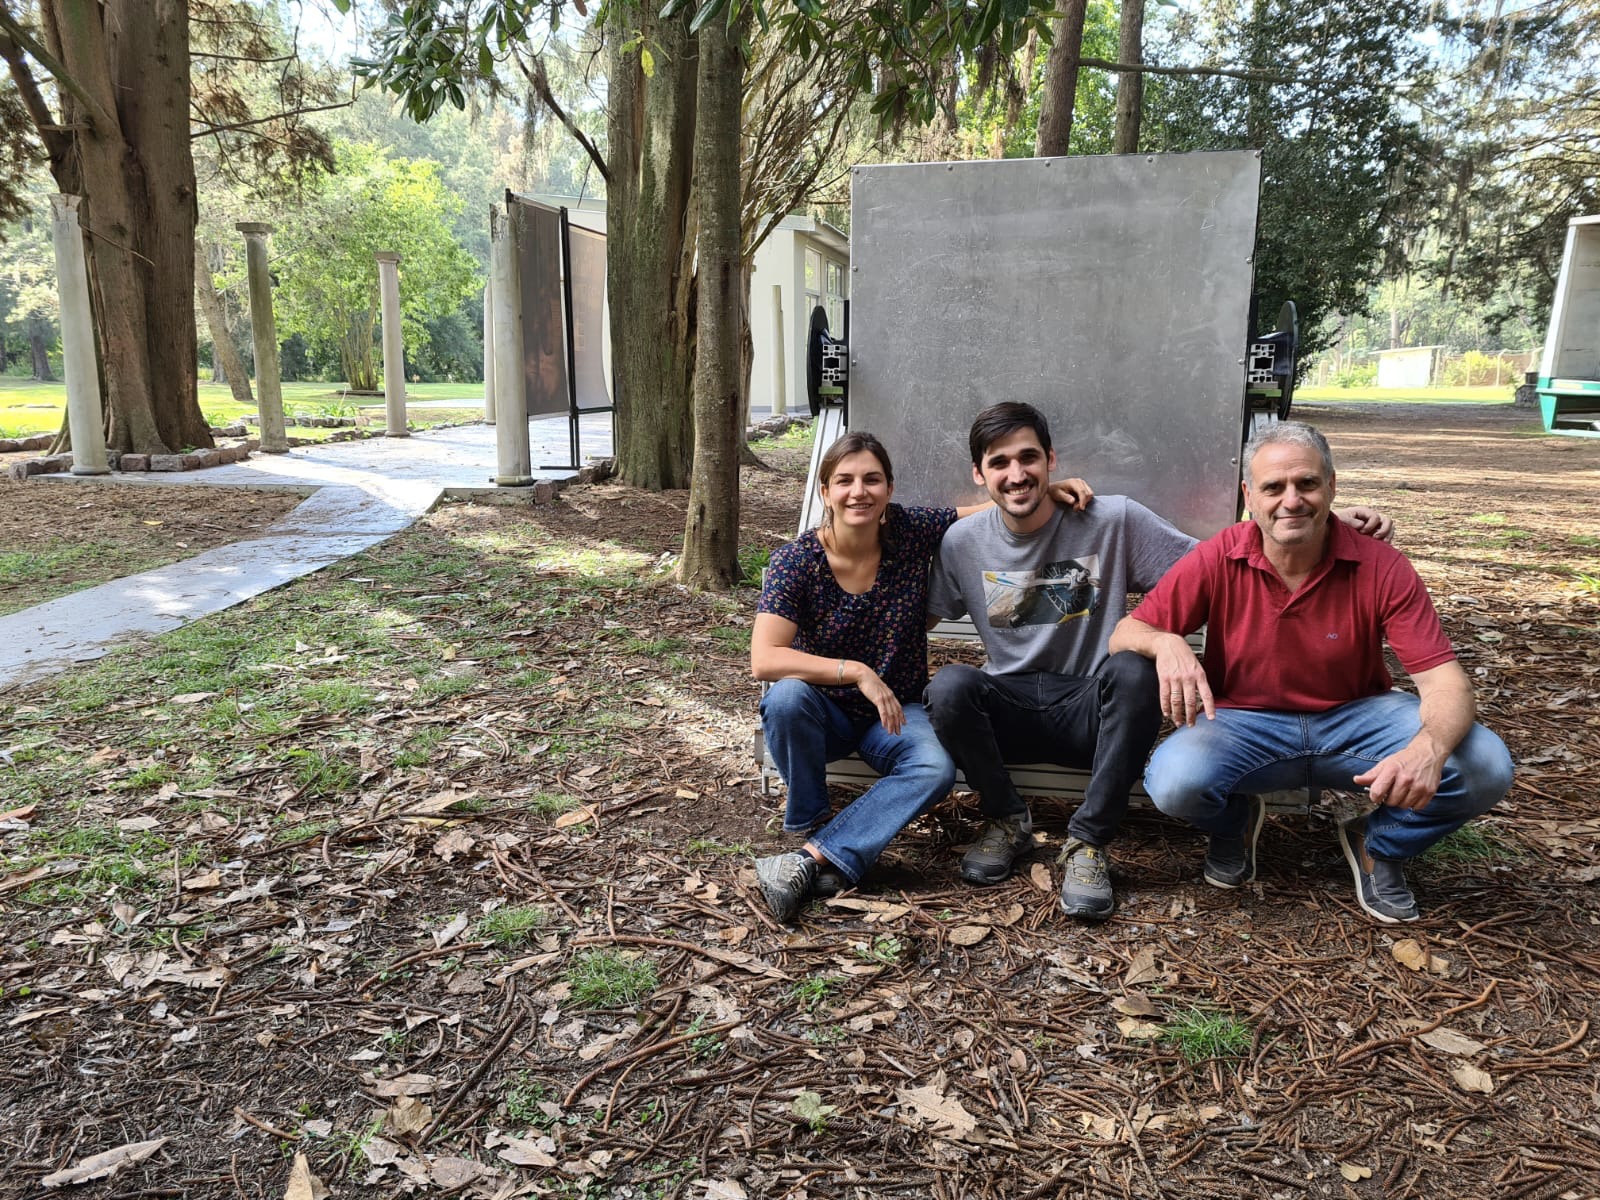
[273,141,480,392]
[790,974,840,1013]
[473,906,550,947]
[1161,1007,1252,1063]
[1144,0,1431,364]
[852,935,904,966]
[564,949,659,1007]
[1332,362,1378,388]
[1419,824,1516,865]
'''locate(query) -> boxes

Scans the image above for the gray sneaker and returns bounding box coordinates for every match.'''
[1337,814,1420,924]
[1204,794,1267,889]
[814,864,848,899]
[755,851,818,922]
[1058,838,1114,919]
[961,813,1035,885]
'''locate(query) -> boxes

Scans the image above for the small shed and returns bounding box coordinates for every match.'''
[1375,345,1446,389]
[1537,214,1600,435]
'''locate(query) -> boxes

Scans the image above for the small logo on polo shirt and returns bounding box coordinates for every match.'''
[1326,632,1339,640]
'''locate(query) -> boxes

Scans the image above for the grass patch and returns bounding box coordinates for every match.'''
[473,906,549,947]
[298,680,376,713]
[530,792,584,820]
[564,949,658,1008]
[284,749,359,796]
[1161,1007,1252,1063]
[1420,823,1517,865]
[790,974,840,1013]
[687,836,751,857]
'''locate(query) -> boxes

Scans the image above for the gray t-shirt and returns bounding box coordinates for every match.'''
[928,496,1196,677]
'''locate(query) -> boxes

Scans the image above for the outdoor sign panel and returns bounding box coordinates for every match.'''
[567,224,611,410]
[513,198,570,417]
[848,150,1261,539]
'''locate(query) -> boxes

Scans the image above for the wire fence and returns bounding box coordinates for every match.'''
[1309,348,1539,389]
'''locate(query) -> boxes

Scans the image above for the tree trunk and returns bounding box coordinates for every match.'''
[27,322,54,381]
[1034,0,1090,157]
[679,13,746,590]
[38,0,209,454]
[195,243,253,404]
[1112,0,1145,154]
[605,7,698,490]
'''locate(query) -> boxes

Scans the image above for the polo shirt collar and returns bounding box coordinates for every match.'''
[1226,515,1359,571]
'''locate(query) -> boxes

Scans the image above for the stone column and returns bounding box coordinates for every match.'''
[490,205,532,485]
[375,251,408,437]
[47,195,109,475]
[770,284,787,417]
[236,222,288,453]
[482,282,496,425]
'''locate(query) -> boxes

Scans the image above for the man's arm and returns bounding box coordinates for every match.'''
[1351,661,1475,810]
[1108,616,1215,726]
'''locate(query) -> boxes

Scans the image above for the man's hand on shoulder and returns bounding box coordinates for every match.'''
[1334,506,1394,542]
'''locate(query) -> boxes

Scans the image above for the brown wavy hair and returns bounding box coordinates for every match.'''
[817,431,894,549]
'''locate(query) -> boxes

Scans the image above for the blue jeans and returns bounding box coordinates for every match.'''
[1144,691,1513,861]
[760,678,956,883]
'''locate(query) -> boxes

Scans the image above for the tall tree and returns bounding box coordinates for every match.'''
[1034,0,1090,155]
[1111,0,1144,153]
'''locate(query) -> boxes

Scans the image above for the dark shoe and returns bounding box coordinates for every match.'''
[1204,795,1267,889]
[814,864,848,899]
[755,851,818,922]
[960,813,1035,885]
[1058,838,1114,919]
[1337,814,1420,924]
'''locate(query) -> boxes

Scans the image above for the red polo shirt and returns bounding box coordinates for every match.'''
[1130,519,1456,712]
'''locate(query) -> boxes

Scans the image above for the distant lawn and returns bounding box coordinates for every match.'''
[0,377,485,439]
[1296,384,1517,405]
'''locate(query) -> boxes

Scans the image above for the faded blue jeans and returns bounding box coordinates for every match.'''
[760,678,956,883]
[1143,690,1513,861]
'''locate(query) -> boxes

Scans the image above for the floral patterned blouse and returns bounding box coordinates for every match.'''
[757,504,959,721]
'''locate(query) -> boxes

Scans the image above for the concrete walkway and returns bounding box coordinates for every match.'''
[0,415,613,693]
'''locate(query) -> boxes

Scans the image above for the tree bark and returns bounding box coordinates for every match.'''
[31,0,210,454]
[679,12,746,590]
[605,7,698,490]
[1034,0,1090,157]
[27,321,54,380]
[195,242,253,403]
[1112,0,1145,154]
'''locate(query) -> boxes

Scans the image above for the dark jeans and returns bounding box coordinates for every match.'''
[924,652,1162,847]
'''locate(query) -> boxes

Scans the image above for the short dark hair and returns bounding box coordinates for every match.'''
[968,402,1052,465]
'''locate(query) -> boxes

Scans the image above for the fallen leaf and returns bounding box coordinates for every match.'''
[1029,863,1052,892]
[676,788,699,801]
[433,914,469,948]
[117,816,161,833]
[182,870,223,892]
[554,805,595,829]
[433,828,475,862]
[896,1080,977,1137]
[0,803,38,822]
[495,1136,558,1167]
[1450,1064,1495,1094]
[430,1156,485,1186]
[1116,1016,1165,1041]
[40,1137,169,1186]
[362,1136,403,1165]
[371,1072,439,1097]
[386,1095,433,1134]
[1418,1028,1488,1057]
[170,692,217,704]
[1112,992,1159,1017]
[1339,1163,1373,1182]
[1391,938,1450,974]
[1078,1111,1121,1140]
[1124,945,1160,988]
[282,1151,330,1200]
[947,925,990,946]
[696,1179,749,1199]
[995,903,1026,926]
[792,1091,837,1127]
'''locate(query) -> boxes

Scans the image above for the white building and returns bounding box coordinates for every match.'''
[525,196,849,416]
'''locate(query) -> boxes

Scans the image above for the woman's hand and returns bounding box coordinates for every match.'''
[852,665,905,735]
[1050,477,1095,511]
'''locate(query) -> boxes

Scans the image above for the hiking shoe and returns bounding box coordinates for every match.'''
[960,813,1035,885]
[814,864,848,899]
[1058,838,1114,919]
[755,851,818,922]
[1204,794,1267,889]
[1337,814,1420,924]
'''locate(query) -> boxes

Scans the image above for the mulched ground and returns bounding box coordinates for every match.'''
[1,404,1598,1200]
[0,477,300,615]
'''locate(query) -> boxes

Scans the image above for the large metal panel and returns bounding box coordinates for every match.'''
[849,151,1260,539]
[567,224,611,409]
[513,198,570,417]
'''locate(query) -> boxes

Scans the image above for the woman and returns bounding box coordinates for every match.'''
[750,431,1091,921]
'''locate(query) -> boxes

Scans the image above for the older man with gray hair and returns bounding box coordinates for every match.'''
[1108,421,1513,923]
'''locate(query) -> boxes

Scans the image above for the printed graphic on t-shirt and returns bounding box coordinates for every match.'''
[983,556,1100,628]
